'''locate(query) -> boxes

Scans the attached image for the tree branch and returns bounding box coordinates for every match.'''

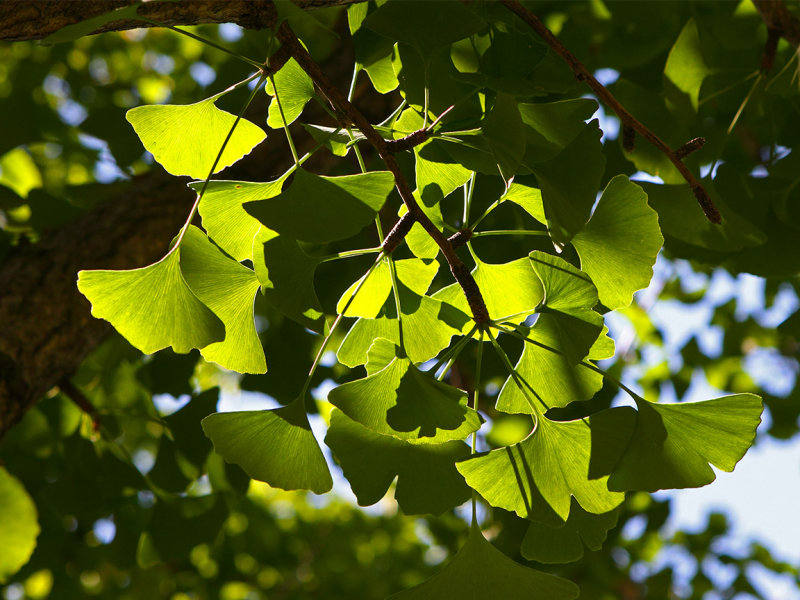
[267,2,490,324]
[753,0,800,49]
[0,0,365,42]
[501,0,722,225]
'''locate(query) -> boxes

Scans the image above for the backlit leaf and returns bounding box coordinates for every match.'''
[188,177,286,262]
[245,168,395,244]
[77,248,224,355]
[387,525,579,599]
[201,398,332,494]
[572,175,664,310]
[0,467,39,583]
[179,226,265,374]
[266,58,315,128]
[328,356,482,443]
[325,409,471,515]
[126,93,266,178]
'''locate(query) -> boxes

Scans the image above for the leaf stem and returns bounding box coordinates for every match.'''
[138,17,265,70]
[486,327,541,419]
[269,72,300,165]
[470,330,484,525]
[428,324,479,378]
[472,229,549,238]
[173,70,265,250]
[319,246,383,263]
[387,257,405,353]
[493,321,645,403]
[463,172,476,226]
[301,253,385,398]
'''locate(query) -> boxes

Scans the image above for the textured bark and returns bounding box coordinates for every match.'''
[0,0,364,42]
[0,171,191,438]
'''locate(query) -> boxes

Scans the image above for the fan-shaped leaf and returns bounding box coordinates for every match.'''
[325,409,471,515]
[0,467,39,583]
[126,94,266,178]
[201,398,332,494]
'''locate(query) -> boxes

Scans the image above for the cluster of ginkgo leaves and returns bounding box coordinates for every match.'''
[2,0,767,596]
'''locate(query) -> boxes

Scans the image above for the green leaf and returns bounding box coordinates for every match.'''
[325,409,471,515]
[496,317,604,414]
[605,394,763,492]
[365,338,402,376]
[572,175,664,310]
[0,467,39,583]
[266,58,315,128]
[518,98,599,162]
[527,120,606,244]
[663,19,712,113]
[337,258,439,319]
[302,124,352,157]
[501,182,545,224]
[42,3,142,44]
[521,500,619,564]
[529,251,603,363]
[188,177,286,262]
[77,248,224,355]
[179,226,266,374]
[252,227,324,331]
[328,356,482,444]
[337,286,470,366]
[434,255,544,327]
[482,93,526,182]
[245,168,395,244]
[363,0,485,57]
[126,93,267,179]
[201,398,332,494]
[387,525,579,600]
[457,414,624,522]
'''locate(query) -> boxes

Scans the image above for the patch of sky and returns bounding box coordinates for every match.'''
[630,170,665,184]
[92,517,116,545]
[219,23,244,42]
[152,392,191,416]
[142,51,175,75]
[583,94,619,142]
[190,61,217,87]
[78,133,129,183]
[594,68,620,87]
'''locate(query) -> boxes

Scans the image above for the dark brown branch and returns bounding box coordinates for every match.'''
[447,229,473,249]
[502,0,722,225]
[59,380,101,432]
[753,0,800,49]
[675,137,707,159]
[384,129,431,153]
[268,3,490,324]
[0,0,366,42]
[382,213,416,255]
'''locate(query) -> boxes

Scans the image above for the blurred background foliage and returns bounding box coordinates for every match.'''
[1,1,799,598]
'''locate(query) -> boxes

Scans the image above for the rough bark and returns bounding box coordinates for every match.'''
[752,0,800,48]
[0,0,364,42]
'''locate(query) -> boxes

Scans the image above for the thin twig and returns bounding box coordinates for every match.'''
[501,0,722,224]
[266,2,490,323]
[59,380,101,432]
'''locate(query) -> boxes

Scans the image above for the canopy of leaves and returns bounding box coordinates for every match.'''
[1,1,798,598]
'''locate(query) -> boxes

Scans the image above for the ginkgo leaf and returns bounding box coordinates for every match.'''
[572,175,663,310]
[337,285,470,366]
[328,356,482,443]
[179,226,265,374]
[496,317,604,414]
[337,257,439,318]
[521,500,619,564]
[527,120,606,244]
[325,409,471,515]
[77,247,224,355]
[252,227,324,331]
[365,337,401,375]
[605,394,763,492]
[126,93,266,179]
[529,251,603,362]
[519,98,599,162]
[482,93,526,182]
[435,254,544,328]
[363,0,485,57]
[457,413,625,522]
[188,177,286,262]
[245,168,395,243]
[387,524,579,600]
[201,398,332,494]
[0,467,39,583]
[416,144,473,200]
[266,58,315,128]
[664,19,712,112]
[501,182,545,224]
